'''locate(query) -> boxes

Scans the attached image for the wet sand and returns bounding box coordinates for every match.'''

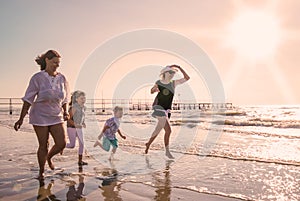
[0,125,242,200]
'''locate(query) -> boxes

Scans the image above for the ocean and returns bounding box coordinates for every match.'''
[1,105,299,200]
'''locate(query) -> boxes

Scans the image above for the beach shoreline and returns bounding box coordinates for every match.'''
[0,125,244,201]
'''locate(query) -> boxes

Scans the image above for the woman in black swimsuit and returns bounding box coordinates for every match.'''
[145,65,190,159]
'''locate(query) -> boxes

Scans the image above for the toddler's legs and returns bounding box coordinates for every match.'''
[66,127,76,149]
[77,129,88,165]
[93,140,105,150]
[109,147,117,161]
[76,129,84,155]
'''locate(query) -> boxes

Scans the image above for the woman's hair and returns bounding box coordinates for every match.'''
[35,50,61,70]
[69,90,86,106]
[113,106,123,113]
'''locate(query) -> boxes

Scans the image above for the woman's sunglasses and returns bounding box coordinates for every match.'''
[168,71,176,74]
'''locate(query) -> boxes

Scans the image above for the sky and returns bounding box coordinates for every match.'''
[0,0,300,105]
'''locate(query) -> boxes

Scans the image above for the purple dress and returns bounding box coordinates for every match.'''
[22,70,70,126]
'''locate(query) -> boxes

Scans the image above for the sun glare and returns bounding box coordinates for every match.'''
[226,10,281,61]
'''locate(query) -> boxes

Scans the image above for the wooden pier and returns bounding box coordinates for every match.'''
[128,102,233,111]
[0,98,233,115]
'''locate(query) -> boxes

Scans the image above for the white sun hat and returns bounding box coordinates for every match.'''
[160,65,178,74]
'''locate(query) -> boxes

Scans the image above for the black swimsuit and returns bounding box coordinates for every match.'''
[152,80,175,118]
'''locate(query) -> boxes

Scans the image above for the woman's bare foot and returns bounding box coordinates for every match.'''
[165,151,175,159]
[47,158,55,170]
[94,140,101,147]
[145,143,150,154]
[37,173,45,181]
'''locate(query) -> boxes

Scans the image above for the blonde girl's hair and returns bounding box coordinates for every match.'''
[69,90,86,106]
[113,106,123,113]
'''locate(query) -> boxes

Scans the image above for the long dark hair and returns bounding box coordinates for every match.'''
[35,50,61,70]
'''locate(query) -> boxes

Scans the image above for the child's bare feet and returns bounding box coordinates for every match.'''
[108,152,116,161]
[78,161,88,166]
[94,140,101,147]
[145,143,150,154]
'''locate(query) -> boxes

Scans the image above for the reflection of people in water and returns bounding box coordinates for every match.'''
[66,167,86,201]
[37,180,61,201]
[155,160,172,201]
[146,158,172,201]
[98,168,121,201]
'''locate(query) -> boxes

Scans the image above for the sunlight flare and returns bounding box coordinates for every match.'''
[225,10,282,61]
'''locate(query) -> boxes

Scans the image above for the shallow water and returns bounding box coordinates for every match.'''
[1,105,300,200]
